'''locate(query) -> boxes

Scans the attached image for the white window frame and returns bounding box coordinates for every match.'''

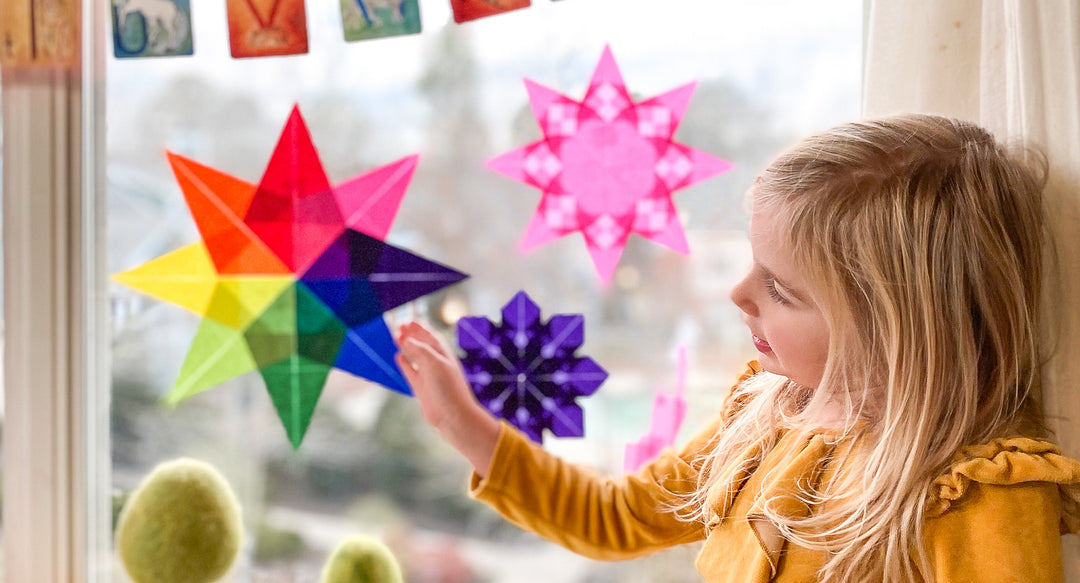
[1,0,109,580]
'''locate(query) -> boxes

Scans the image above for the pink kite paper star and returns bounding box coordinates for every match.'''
[488,45,733,284]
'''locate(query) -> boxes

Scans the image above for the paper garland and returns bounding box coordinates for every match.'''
[107,0,579,59]
[341,0,421,42]
[488,45,733,284]
[0,0,80,67]
[226,0,309,58]
[450,0,530,23]
[113,105,469,449]
[457,291,607,444]
[111,0,194,58]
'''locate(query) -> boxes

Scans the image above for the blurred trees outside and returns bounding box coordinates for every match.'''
[108,18,799,583]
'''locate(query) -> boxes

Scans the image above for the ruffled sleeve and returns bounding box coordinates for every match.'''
[718,360,763,422]
[923,438,1080,583]
[927,437,1080,532]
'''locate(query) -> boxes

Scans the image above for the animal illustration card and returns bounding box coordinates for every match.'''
[111,0,193,58]
[340,0,420,42]
[0,0,80,68]
[450,0,530,23]
[226,0,308,59]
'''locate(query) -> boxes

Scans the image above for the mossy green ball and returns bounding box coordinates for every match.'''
[320,536,404,583]
[115,458,243,583]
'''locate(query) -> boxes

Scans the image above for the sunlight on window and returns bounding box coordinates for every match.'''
[106,2,861,581]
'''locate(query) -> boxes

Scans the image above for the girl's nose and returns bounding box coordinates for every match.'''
[730,273,759,318]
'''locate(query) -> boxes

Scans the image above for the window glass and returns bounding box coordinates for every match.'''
[107,2,862,581]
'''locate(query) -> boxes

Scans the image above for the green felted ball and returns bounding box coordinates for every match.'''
[114,458,243,583]
[320,536,404,583]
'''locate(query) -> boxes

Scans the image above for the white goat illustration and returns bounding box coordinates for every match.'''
[353,0,407,27]
[115,0,188,53]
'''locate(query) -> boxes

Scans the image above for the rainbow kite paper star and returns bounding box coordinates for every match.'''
[113,105,468,449]
[457,291,608,444]
[488,45,733,284]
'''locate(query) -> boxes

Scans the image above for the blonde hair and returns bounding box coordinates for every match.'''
[684,114,1050,582]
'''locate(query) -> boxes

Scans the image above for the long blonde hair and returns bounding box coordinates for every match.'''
[685,114,1050,582]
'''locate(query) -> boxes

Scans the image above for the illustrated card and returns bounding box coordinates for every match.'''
[340,0,420,42]
[111,0,193,58]
[226,0,308,59]
[450,0,530,24]
[0,0,79,68]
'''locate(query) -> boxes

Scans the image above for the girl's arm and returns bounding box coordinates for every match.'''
[395,321,500,477]
[395,322,737,560]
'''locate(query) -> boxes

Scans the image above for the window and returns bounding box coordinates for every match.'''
[93,0,861,581]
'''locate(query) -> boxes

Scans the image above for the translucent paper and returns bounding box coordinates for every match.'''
[114,106,468,448]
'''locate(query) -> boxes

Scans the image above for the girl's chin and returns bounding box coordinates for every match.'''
[754,353,780,373]
[756,359,826,389]
[756,356,794,382]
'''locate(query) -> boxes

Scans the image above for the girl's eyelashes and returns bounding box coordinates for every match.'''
[763,277,792,305]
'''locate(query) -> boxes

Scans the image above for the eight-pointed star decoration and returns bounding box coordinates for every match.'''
[456,291,608,444]
[113,105,468,449]
[488,45,734,284]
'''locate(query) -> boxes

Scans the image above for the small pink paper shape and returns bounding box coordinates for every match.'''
[624,345,688,473]
[488,45,733,284]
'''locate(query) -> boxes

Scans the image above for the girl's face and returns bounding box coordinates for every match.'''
[730,202,830,389]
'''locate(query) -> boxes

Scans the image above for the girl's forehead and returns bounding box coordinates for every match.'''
[748,202,790,243]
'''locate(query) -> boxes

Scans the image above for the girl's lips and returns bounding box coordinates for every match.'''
[752,334,773,353]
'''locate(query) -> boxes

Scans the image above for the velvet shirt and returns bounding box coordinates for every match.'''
[469,363,1080,582]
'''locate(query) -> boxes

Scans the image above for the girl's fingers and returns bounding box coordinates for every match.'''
[430,329,455,358]
[395,352,419,386]
[396,321,426,347]
[399,321,455,359]
[399,336,452,374]
[406,322,446,352]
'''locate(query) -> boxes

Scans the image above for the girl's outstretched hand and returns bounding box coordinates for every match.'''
[395,321,499,477]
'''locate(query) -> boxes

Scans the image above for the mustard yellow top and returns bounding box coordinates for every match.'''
[469,363,1080,582]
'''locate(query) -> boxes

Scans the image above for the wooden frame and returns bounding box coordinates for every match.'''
[0,0,108,579]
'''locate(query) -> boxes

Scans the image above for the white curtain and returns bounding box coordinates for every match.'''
[864,1,1080,579]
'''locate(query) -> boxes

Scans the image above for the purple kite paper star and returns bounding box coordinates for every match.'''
[488,45,733,284]
[457,291,608,443]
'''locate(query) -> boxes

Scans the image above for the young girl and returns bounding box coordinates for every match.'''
[395,114,1080,583]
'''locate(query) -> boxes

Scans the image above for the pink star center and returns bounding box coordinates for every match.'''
[559,119,658,217]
